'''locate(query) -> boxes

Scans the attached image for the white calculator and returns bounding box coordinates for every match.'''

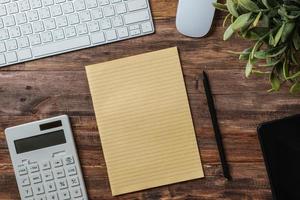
[5,115,88,200]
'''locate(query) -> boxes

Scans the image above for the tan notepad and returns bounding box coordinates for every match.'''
[85,47,204,196]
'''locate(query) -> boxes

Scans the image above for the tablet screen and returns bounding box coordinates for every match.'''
[258,115,300,200]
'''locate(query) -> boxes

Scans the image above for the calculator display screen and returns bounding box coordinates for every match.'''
[14,130,66,154]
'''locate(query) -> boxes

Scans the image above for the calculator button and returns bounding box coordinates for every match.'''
[43,170,54,181]
[20,175,30,186]
[54,168,65,178]
[66,165,77,176]
[35,195,47,200]
[59,189,70,200]
[18,165,28,176]
[45,181,56,192]
[71,187,82,198]
[53,158,63,168]
[69,176,80,187]
[47,192,58,200]
[23,186,33,197]
[64,155,74,165]
[41,161,51,170]
[33,183,45,195]
[56,178,68,189]
[28,163,40,173]
[31,173,42,184]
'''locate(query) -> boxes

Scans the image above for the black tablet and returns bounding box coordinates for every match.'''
[258,114,300,200]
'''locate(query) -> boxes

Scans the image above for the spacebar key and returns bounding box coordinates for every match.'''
[32,36,91,57]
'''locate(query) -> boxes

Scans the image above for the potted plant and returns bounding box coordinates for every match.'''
[213,0,300,93]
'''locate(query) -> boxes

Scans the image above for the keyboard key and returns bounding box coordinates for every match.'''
[43,170,54,181]
[18,48,32,60]
[27,10,39,22]
[51,5,62,16]
[130,29,140,36]
[65,26,76,37]
[0,42,5,52]
[102,5,114,17]
[71,187,82,198]
[86,0,97,9]
[47,193,58,200]
[68,13,79,25]
[28,163,40,173]
[32,35,91,57]
[66,165,77,176]
[73,0,85,11]
[59,189,70,200]
[56,178,68,189]
[124,10,150,24]
[0,54,5,65]
[76,23,88,35]
[31,173,42,184]
[20,175,30,186]
[40,161,51,170]
[127,0,147,12]
[56,16,68,27]
[105,29,117,41]
[39,7,51,19]
[0,18,3,28]
[3,15,16,27]
[90,31,105,44]
[6,39,18,50]
[112,16,123,27]
[20,24,33,35]
[41,31,53,43]
[69,176,80,187]
[54,168,65,178]
[29,34,41,45]
[35,196,47,200]
[45,181,56,192]
[53,28,65,40]
[87,21,99,32]
[7,2,19,14]
[90,8,102,19]
[23,186,33,197]
[115,3,126,14]
[0,5,7,16]
[98,0,109,6]
[18,0,30,11]
[15,13,27,24]
[43,0,54,6]
[18,165,28,176]
[62,2,74,14]
[141,21,153,33]
[0,53,5,64]
[52,158,63,168]
[100,18,111,29]
[0,29,9,40]
[33,184,45,195]
[18,36,30,48]
[5,51,17,62]
[79,10,91,22]
[117,27,128,38]
[44,18,56,30]
[31,0,42,8]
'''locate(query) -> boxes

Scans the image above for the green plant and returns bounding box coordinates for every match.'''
[213,0,300,94]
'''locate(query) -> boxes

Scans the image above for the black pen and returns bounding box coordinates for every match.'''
[202,71,231,180]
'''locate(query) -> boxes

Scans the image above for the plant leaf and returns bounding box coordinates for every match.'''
[293,31,300,50]
[239,0,259,12]
[213,2,228,12]
[274,23,285,46]
[226,0,239,17]
[269,71,281,92]
[223,24,234,40]
[253,11,262,27]
[245,59,253,77]
[290,82,300,94]
[232,12,252,31]
[282,22,295,42]
[283,58,289,80]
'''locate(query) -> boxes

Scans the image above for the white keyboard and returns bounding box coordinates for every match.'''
[0,0,154,67]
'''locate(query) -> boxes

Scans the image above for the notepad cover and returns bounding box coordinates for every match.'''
[85,47,204,195]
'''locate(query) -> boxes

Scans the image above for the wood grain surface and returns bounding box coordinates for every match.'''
[1,0,298,199]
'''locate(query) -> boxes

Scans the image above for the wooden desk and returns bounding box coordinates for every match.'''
[1,0,299,199]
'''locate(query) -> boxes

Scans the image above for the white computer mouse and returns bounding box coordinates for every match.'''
[176,0,216,38]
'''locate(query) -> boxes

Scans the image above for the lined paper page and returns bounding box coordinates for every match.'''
[85,47,204,196]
